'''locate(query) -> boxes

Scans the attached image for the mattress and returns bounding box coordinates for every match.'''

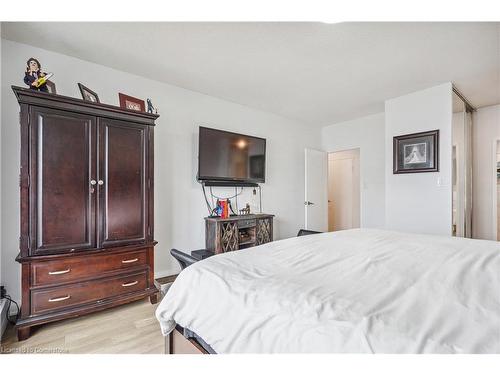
[156,229,500,353]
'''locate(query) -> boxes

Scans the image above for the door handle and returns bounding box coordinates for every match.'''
[122,281,138,287]
[122,258,139,264]
[48,295,71,302]
[304,201,315,206]
[48,268,71,275]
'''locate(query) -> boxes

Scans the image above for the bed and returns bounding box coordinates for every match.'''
[155,229,500,353]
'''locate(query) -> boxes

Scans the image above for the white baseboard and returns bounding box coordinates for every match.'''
[154,268,179,280]
[0,299,8,340]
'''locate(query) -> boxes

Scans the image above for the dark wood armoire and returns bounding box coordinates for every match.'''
[12,86,159,341]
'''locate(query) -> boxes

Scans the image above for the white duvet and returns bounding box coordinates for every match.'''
[156,229,500,353]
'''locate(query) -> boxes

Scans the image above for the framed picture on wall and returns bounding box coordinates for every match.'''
[393,129,439,174]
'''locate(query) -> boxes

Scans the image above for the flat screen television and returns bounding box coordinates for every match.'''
[198,126,266,183]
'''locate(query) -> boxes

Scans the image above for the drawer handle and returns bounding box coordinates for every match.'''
[48,295,71,302]
[48,268,71,275]
[122,258,139,264]
[122,281,139,287]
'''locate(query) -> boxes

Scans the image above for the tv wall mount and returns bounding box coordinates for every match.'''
[200,179,259,188]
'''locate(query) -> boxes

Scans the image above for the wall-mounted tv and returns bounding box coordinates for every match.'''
[198,126,266,184]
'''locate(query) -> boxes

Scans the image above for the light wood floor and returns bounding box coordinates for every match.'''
[0,298,164,354]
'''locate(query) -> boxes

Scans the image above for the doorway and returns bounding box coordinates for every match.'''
[327,149,360,232]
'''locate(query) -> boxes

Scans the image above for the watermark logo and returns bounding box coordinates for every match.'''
[0,346,69,354]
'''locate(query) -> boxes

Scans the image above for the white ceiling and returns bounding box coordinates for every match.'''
[2,22,499,126]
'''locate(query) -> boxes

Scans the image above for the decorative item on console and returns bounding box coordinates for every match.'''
[24,57,53,92]
[215,199,231,219]
[239,203,251,216]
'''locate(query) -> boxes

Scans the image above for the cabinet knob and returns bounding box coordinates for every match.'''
[90,180,97,185]
[98,180,104,186]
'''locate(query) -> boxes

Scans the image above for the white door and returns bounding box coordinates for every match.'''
[304,148,327,232]
[328,149,360,231]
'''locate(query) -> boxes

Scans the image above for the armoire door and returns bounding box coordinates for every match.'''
[30,107,97,255]
[98,119,148,247]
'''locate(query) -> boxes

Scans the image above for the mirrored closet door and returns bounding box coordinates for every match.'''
[452,90,473,238]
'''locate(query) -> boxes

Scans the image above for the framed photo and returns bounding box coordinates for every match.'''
[119,93,145,112]
[46,80,56,94]
[393,129,439,174]
[78,83,100,103]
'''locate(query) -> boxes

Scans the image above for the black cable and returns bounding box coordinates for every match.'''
[4,294,20,324]
[209,186,215,209]
[201,183,212,215]
[209,187,244,200]
[259,185,262,213]
[234,187,239,214]
[203,185,245,217]
[228,199,237,216]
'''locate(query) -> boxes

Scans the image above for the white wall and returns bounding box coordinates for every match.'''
[321,113,385,229]
[472,104,500,240]
[385,83,453,236]
[1,39,320,305]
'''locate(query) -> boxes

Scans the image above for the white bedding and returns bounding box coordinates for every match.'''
[155,229,500,353]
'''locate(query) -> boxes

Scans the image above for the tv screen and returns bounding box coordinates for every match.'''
[198,127,266,183]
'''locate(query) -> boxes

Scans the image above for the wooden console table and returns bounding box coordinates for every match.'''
[205,214,274,253]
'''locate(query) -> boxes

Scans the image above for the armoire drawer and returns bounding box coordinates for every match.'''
[31,271,148,315]
[31,249,149,287]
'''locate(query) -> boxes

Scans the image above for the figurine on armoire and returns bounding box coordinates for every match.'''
[147,98,158,114]
[24,57,53,92]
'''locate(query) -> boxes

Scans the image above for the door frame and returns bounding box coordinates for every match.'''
[493,139,499,240]
[327,147,361,232]
[452,143,461,237]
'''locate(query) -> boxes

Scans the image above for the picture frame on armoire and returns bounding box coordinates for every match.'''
[393,129,439,174]
[78,83,100,103]
[119,93,145,112]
